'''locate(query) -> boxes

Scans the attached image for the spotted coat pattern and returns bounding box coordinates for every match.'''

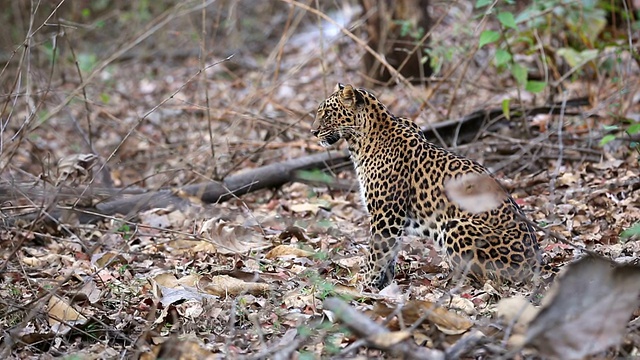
[311,84,542,289]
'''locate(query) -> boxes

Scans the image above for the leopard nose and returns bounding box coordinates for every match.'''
[311,130,319,136]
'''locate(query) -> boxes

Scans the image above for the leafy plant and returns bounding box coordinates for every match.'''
[599,122,640,156]
[475,0,615,96]
[621,222,640,241]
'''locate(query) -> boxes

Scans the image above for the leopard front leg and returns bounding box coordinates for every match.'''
[364,210,405,289]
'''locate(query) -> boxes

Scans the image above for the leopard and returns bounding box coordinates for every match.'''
[311,83,544,289]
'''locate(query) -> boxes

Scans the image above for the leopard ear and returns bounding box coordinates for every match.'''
[334,83,345,92]
[339,84,356,108]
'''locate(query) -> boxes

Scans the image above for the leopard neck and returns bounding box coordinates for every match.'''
[344,102,396,160]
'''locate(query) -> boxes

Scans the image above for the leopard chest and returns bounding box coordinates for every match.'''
[352,151,449,249]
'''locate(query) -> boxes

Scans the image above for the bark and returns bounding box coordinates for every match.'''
[360,0,432,85]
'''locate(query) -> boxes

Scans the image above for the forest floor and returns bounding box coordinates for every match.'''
[1,1,640,359]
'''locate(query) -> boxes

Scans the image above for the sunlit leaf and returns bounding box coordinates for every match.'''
[502,98,511,120]
[296,169,335,183]
[626,123,640,135]
[479,30,501,48]
[599,134,616,146]
[620,222,640,240]
[495,49,512,67]
[525,80,546,93]
[557,48,599,68]
[475,0,492,8]
[498,12,517,29]
[511,63,527,86]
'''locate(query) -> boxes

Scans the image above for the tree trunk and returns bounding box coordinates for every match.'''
[360,0,432,86]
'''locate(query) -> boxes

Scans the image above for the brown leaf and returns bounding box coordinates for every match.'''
[77,279,102,304]
[374,300,473,335]
[444,173,507,214]
[265,244,315,259]
[144,335,217,360]
[524,255,640,359]
[367,330,411,348]
[91,251,128,269]
[289,202,323,214]
[48,295,88,335]
[496,296,540,347]
[198,218,270,255]
[201,275,270,296]
[56,153,98,185]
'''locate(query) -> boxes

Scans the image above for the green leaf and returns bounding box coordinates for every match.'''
[626,123,640,135]
[511,63,527,86]
[599,134,616,146]
[557,48,599,68]
[475,0,492,8]
[295,169,334,184]
[478,30,501,48]
[494,49,512,67]
[77,53,97,73]
[525,80,546,93]
[498,12,517,29]
[100,93,110,104]
[316,219,333,229]
[502,98,511,120]
[620,222,640,241]
[603,125,619,131]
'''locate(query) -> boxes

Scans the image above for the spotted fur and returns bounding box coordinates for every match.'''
[311,83,542,289]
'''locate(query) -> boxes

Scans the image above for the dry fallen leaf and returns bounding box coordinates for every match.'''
[289,202,323,214]
[524,255,640,359]
[496,295,540,347]
[138,210,171,229]
[374,300,473,335]
[48,295,89,335]
[196,218,270,255]
[91,251,127,269]
[151,273,180,288]
[149,273,218,308]
[265,244,315,259]
[56,153,98,185]
[367,330,411,348]
[143,335,217,360]
[201,275,270,296]
[77,279,102,304]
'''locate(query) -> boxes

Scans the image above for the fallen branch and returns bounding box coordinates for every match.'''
[1,100,591,226]
[323,297,444,360]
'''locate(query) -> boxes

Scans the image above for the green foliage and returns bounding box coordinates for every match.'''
[621,222,640,241]
[473,0,623,96]
[296,169,335,184]
[525,80,546,93]
[497,12,517,29]
[600,122,640,150]
[394,19,425,39]
[117,223,134,240]
[77,53,98,73]
[501,98,511,120]
[478,30,500,49]
[599,134,616,146]
[425,45,460,74]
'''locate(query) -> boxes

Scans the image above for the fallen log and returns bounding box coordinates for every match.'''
[1,100,590,225]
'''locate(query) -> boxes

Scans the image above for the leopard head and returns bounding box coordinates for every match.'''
[311,83,365,147]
